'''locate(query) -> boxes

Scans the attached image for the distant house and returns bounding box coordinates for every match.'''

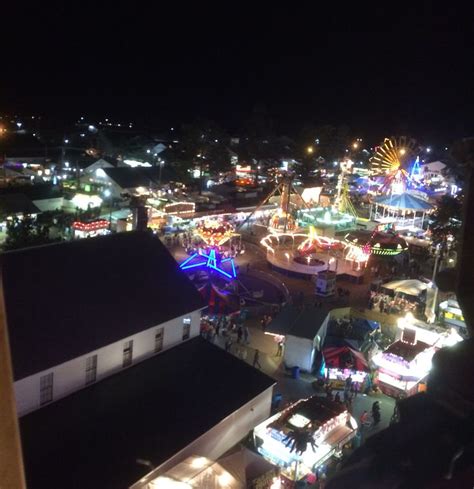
[420,160,446,180]
[22,184,64,212]
[0,194,40,224]
[2,232,205,416]
[99,166,175,197]
[83,157,116,175]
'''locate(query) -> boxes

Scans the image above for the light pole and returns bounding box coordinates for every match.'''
[430,243,442,323]
[158,159,165,186]
[103,189,112,230]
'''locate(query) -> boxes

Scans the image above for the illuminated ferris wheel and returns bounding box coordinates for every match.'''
[370,136,418,175]
[370,137,420,194]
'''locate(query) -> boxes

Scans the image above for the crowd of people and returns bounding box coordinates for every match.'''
[368,290,418,316]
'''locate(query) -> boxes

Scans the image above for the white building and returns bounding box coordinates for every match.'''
[266,305,330,372]
[2,232,275,489]
[420,160,446,181]
[2,232,205,416]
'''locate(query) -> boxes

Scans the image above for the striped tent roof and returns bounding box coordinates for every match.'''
[374,193,433,211]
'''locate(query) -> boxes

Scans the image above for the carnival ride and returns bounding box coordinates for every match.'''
[237,173,309,233]
[368,137,434,227]
[344,223,408,269]
[194,219,238,246]
[180,248,237,280]
[370,136,420,195]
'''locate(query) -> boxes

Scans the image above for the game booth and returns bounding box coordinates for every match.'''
[372,315,463,398]
[253,396,357,486]
[72,219,110,239]
[322,346,370,391]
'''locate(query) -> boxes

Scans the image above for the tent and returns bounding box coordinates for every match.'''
[382,279,428,299]
[323,346,370,372]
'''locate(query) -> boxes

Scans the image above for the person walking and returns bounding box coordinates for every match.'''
[334,392,341,403]
[372,401,381,425]
[253,349,262,369]
[243,326,250,344]
[237,326,243,344]
[225,338,233,352]
[359,410,369,428]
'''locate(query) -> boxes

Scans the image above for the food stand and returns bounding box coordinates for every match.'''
[72,219,110,239]
[253,396,357,485]
[323,346,370,390]
[372,315,463,398]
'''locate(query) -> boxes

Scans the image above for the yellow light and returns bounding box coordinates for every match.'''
[399,148,406,156]
[352,142,359,149]
[191,457,208,469]
[306,146,314,154]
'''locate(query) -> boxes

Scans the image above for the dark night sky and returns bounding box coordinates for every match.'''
[2,3,473,142]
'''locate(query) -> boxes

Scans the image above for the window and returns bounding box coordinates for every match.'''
[155,328,164,353]
[123,340,133,368]
[85,354,98,385]
[40,373,54,405]
[182,318,191,341]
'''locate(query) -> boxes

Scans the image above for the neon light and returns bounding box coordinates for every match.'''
[179,252,199,268]
[179,248,237,279]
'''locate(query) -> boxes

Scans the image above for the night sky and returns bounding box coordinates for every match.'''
[2,4,473,142]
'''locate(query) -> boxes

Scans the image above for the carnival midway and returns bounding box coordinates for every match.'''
[61,135,463,488]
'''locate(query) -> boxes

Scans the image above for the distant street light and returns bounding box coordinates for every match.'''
[306,146,314,154]
[352,142,359,150]
[159,160,165,186]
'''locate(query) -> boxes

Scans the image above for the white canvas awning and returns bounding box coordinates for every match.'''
[382,279,428,297]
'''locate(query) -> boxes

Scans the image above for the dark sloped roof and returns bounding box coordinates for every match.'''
[266,305,328,339]
[0,193,40,215]
[19,337,276,489]
[1,232,205,380]
[103,166,177,189]
[0,184,63,201]
[103,167,153,188]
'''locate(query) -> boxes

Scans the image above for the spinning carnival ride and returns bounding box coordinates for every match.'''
[370,137,420,195]
[194,219,238,247]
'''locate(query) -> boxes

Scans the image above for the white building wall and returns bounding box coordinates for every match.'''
[14,309,202,417]
[131,386,274,489]
[284,335,314,371]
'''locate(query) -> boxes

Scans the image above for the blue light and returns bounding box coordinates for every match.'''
[179,248,237,280]
[180,252,199,268]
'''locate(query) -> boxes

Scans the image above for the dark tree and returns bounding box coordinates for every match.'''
[4,216,56,251]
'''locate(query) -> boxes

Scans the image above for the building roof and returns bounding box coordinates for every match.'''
[385,339,431,362]
[0,184,63,201]
[19,337,275,489]
[0,193,41,215]
[266,305,328,340]
[1,231,205,380]
[374,193,433,211]
[103,166,176,189]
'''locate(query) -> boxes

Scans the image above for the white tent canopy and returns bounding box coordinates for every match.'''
[382,279,428,298]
